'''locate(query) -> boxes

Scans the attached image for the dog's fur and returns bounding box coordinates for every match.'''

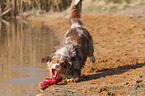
[41,0,95,81]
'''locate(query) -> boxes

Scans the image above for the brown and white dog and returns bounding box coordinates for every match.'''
[41,0,95,81]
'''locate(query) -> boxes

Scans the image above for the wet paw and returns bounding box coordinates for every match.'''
[65,78,80,83]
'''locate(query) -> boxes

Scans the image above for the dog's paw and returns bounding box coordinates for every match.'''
[66,78,73,82]
[89,56,95,63]
[64,78,74,83]
[65,77,82,83]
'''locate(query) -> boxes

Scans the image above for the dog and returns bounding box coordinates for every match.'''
[41,0,95,81]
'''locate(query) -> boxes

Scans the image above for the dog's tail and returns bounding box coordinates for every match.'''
[70,0,83,27]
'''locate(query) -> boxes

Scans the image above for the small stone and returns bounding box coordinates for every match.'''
[97,86,110,93]
[136,79,143,83]
[125,82,129,85]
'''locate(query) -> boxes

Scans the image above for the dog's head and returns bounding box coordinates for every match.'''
[41,54,72,78]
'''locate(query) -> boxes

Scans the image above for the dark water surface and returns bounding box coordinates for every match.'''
[0,20,59,96]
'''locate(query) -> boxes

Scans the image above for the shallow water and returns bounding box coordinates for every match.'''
[0,20,59,96]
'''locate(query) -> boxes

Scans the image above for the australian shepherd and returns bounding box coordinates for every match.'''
[42,0,95,81]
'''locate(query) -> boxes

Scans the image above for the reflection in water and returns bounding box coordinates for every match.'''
[0,20,59,96]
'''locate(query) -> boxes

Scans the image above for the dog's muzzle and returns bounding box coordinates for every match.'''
[51,64,61,77]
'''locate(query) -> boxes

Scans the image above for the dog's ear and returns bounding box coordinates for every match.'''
[65,58,72,69]
[41,56,51,63]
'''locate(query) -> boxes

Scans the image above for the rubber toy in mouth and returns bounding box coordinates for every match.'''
[39,76,62,90]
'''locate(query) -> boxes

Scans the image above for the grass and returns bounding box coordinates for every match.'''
[62,0,145,15]
[81,0,145,14]
[3,0,145,17]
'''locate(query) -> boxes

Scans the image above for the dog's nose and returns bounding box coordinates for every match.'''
[52,64,60,70]
[55,65,60,69]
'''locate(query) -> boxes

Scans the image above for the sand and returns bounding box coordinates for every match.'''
[27,7,145,96]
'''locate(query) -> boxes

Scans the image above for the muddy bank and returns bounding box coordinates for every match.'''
[26,12,145,96]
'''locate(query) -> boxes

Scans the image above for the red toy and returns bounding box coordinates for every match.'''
[39,76,62,90]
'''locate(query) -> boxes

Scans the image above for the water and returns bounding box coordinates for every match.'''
[0,20,59,96]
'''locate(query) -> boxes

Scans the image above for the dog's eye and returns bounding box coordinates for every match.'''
[60,63,64,65]
[60,63,67,68]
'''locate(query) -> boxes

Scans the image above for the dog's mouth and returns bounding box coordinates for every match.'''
[51,69,58,77]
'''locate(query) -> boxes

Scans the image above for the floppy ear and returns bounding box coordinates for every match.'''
[66,58,72,69]
[41,56,51,63]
